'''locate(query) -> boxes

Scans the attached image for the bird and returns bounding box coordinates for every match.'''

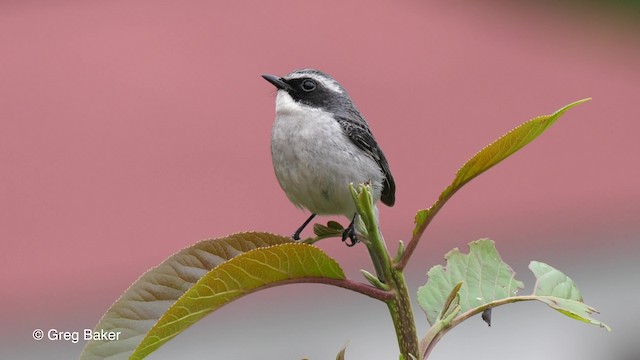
[262,69,395,246]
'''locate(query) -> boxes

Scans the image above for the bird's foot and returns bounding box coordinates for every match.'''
[342,214,358,247]
[292,213,317,241]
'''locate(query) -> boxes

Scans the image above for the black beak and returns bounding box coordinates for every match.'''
[262,74,292,91]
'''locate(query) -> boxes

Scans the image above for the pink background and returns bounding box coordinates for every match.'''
[1,1,638,359]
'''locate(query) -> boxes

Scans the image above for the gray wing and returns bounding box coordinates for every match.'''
[335,116,396,207]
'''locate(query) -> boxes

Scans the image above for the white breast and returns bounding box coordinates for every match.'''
[270,91,383,218]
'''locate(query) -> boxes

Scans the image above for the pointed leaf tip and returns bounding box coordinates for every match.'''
[411,99,589,238]
[453,98,590,190]
[529,261,610,331]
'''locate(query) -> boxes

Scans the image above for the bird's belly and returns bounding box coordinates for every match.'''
[271,111,383,217]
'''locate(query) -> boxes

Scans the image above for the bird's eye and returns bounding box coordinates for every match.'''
[301,79,316,92]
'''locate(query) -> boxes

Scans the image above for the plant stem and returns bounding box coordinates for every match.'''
[351,184,420,358]
[368,231,419,358]
[396,186,452,271]
[386,269,420,358]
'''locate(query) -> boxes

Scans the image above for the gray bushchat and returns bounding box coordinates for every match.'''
[262,69,395,246]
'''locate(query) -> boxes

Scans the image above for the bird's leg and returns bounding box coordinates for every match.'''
[292,213,317,240]
[342,213,358,247]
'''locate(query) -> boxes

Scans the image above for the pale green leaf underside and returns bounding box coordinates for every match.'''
[79,232,293,360]
[418,240,610,331]
[530,261,582,301]
[529,261,610,330]
[414,99,590,235]
[417,239,523,325]
[534,296,610,330]
[130,242,345,359]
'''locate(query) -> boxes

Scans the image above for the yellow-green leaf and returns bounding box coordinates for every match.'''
[453,98,590,189]
[80,232,293,360]
[413,99,590,235]
[130,243,345,359]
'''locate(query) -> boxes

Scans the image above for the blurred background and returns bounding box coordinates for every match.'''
[1,0,638,359]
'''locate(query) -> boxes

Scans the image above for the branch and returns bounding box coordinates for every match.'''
[395,186,456,271]
[327,278,394,301]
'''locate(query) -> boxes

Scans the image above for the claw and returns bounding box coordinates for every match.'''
[341,214,358,247]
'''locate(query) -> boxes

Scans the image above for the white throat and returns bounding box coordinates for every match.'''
[274,90,318,115]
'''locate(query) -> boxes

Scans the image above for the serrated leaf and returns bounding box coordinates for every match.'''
[79,232,293,360]
[417,239,524,325]
[453,98,590,189]
[529,261,610,330]
[417,242,610,342]
[130,243,345,359]
[413,99,590,235]
[530,261,582,300]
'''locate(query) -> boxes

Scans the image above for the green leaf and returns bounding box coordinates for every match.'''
[413,99,590,235]
[313,222,343,237]
[327,220,345,231]
[79,232,293,360]
[438,282,463,321]
[361,269,390,290]
[349,182,377,238]
[417,240,610,346]
[452,98,590,189]
[130,242,345,359]
[529,261,611,331]
[530,261,582,300]
[311,221,345,244]
[413,208,432,236]
[417,239,523,325]
[534,297,611,331]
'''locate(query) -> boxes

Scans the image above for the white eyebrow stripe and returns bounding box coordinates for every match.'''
[287,71,344,94]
